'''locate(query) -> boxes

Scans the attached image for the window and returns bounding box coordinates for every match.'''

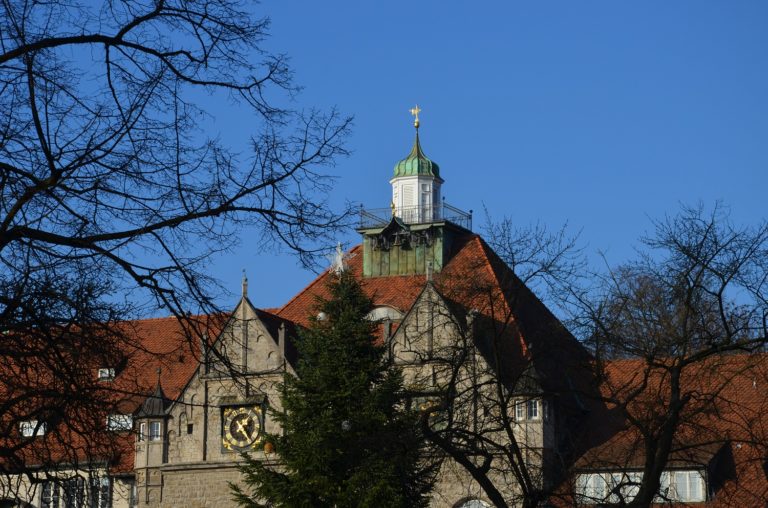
[149,421,162,441]
[138,422,146,441]
[186,423,194,435]
[42,478,89,508]
[576,473,608,504]
[578,469,705,505]
[62,477,85,508]
[89,476,111,508]
[577,472,640,504]
[97,368,115,381]
[656,470,707,502]
[20,420,46,437]
[527,399,539,420]
[515,399,541,421]
[106,414,133,432]
[41,481,59,508]
[129,481,137,507]
[515,401,525,420]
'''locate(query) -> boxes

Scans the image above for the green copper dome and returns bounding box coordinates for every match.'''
[393,132,441,179]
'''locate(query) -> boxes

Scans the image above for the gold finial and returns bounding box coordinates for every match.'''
[390,201,396,217]
[409,104,421,129]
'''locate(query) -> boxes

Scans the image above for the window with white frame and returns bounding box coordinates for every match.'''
[149,421,162,441]
[577,469,705,505]
[89,475,112,508]
[656,470,705,503]
[515,400,525,420]
[527,399,539,420]
[41,477,90,508]
[97,368,115,381]
[138,422,146,441]
[515,399,541,421]
[106,414,133,431]
[20,420,46,437]
[576,472,608,504]
[577,472,642,504]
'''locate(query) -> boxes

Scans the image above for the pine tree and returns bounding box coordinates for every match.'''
[232,271,434,508]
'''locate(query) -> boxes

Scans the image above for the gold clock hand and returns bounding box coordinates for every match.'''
[236,417,250,439]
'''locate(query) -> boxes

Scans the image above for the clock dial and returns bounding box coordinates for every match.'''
[222,406,262,450]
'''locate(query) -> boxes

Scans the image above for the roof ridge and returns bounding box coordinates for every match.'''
[120,313,217,325]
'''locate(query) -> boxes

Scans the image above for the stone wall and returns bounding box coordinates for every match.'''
[158,464,243,508]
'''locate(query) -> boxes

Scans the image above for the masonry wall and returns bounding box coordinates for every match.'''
[135,299,290,507]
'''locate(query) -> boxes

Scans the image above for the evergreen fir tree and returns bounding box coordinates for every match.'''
[232,270,434,508]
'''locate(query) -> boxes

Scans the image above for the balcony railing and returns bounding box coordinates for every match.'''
[359,202,472,230]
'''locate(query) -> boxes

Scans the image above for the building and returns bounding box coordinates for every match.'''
[3,117,767,507]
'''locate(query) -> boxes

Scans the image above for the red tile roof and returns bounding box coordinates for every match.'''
[561,352,768,506]
[0,314,223,475]
[276,245,427,326]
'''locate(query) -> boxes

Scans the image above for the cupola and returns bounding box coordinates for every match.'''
[390,105,444,224]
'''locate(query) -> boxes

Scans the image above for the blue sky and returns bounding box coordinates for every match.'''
[206,1,768,309]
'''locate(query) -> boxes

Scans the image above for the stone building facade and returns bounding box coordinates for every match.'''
[6,121,767,507]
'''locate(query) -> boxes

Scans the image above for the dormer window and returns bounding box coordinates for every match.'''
[106,414,133,431]
[20,420,46,437]
[97,368,115,381]
[576,469,705,504]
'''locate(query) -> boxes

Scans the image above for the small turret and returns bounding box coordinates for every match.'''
[134,378,171,505]
[390,106,443,224]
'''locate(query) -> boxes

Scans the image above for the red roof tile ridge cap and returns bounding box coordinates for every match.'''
[276,245,363,316]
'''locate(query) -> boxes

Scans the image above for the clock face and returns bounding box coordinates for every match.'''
[222,406,262,450]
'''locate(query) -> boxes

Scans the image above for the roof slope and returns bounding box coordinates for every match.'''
[277,235,593,401]
[563,353,768,506]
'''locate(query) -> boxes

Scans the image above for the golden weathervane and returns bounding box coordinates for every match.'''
[409,104,421,129]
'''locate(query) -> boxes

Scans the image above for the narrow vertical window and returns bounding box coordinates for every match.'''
[41,482,58,508]
[99,476,111,508]
[515,401,525,420]
[526,399,539,420]
[138,422,146,441]
[149,421,162,441]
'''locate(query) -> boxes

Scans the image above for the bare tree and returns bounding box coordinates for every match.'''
[566,203,768,507]
[0,0,350,492]
[401,205,768,507]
